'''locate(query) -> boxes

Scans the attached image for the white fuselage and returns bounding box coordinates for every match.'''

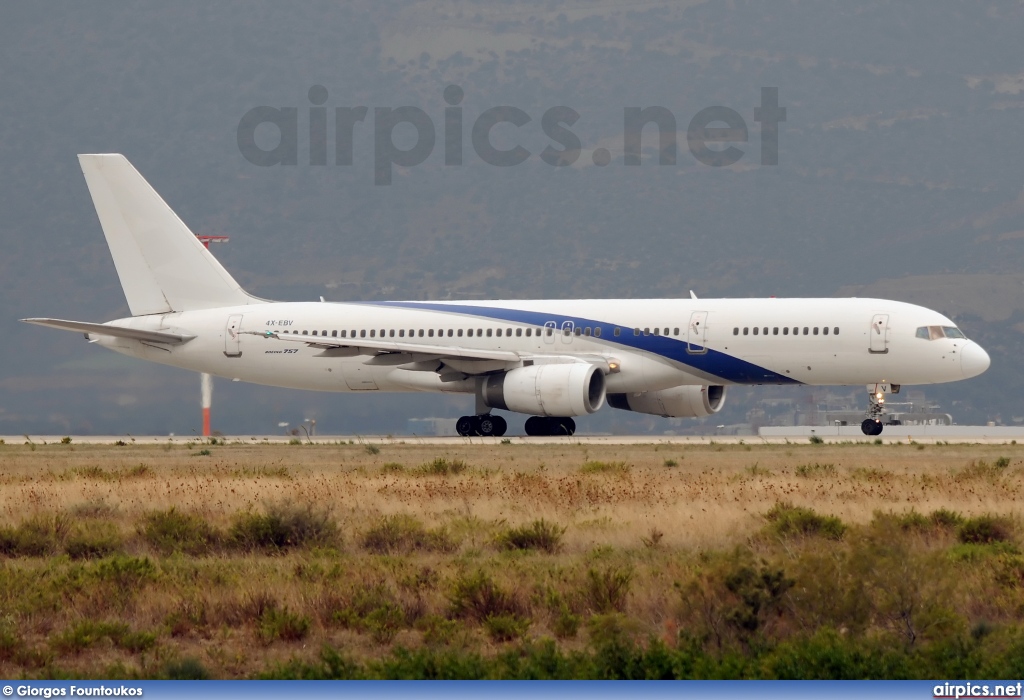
[90,296,988,395]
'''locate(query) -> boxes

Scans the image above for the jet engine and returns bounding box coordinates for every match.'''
[483,363,606,417]
[607,385,726,418]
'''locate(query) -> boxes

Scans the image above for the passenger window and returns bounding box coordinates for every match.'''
[823,327,829,335]
[595,328,602,338]
[487,329,493,337]
[652,328,659,336]
[457,329,463,337]
[733,328,739,335]
[834,327,839,335]
[753,327,759,335]
[360,330,366,338]
[369,330,375,337]
[331,330,337,338]
[613,328,620,337]
[803,327,809,335]
[479,329,484,336]
[322,330,327,336]
[428,329,434,337]
[515,328,522,337]
[643,328,650,336]
[506,328,512,336]
[380,329,385,337]
[763,328,768,335]
[743,328,749,335]
[389,330,395,337]
[525,328,532,337]
[398,329,404,337]
[575,327,582,336]
[663,328,669,336]
[773,328,778,335]
[584,327,591,336]
[783,327,789,335]
[311,330,317,336]
[340,330,347,338]
[673,328,679,336]
[417,329,423,337]
[634,328,640,336]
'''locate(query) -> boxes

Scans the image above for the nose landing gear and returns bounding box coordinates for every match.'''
[861,384,899,436]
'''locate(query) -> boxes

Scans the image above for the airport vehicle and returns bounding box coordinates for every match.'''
[23,155,990,436]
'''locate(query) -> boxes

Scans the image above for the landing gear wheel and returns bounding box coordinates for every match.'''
[524,416,546,436]
[861,419,883,436]
[524,416,575,436]
[491,415,507,437]
[456,415,478,437]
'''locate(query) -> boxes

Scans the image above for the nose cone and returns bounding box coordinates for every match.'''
[961,341,991,378]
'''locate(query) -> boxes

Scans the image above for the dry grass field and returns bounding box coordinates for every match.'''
[2,438,1024,679]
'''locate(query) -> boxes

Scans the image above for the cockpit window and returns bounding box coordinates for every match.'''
[915,325,966,340]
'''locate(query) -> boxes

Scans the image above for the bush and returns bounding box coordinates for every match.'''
[764,502,846,540]
[494,519,565,553]
[585,566,633,613]
[483,613,530,642]
[141,508,220,555]
[808,435,824,444]
[361,514,455,554]
[795,463,836,478]
[381,462,405,474]
[580,461,630,475]
[416,457,469,475]
[0,514,72,556]
[333,583,407,644]
[162,657,211,680]
[228,502,339,552]
[448,570,521,622]
[958,515,1014,544]
[258,606,311,644]
[65,522,124,559]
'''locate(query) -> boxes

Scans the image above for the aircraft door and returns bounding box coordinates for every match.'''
[560,320,575,344]
[224,314,243,358]
[869,314,890,354]
[687,311,708,354]
[543,321,556,345]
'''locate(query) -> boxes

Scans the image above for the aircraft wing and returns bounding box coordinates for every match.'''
[21,318,195,345]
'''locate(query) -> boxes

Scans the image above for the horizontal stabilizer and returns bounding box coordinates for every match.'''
[21,318,194,345]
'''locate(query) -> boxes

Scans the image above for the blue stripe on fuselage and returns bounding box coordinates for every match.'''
[366,301,801,385]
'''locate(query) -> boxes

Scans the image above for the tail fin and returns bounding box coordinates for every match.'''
[78,154,258,315]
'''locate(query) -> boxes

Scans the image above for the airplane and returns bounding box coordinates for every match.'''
[23,154,991,437]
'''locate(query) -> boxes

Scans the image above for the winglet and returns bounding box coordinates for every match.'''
[689,290,698,300]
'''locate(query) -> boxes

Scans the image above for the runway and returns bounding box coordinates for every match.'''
[6,428,1024,446]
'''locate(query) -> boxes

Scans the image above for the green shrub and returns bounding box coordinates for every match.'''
[162,657,211,680]
[365,444,381,455]
[663,458,678,467]
[958,515,1014,544]
[228,502,339,552]
[580,460,630,475]
[0,514,72,556]
[141,508,220,555]
[65,522,123,559]
[448,570,521,622]
[930,508,965,529]
[764,502,846,540]
[996,456,1011,468]
[416,457,469,475]
[333,583,407,644]
[808,435,824,444]
[361,514,455,554]
[494,519,565,553]
[381,462,405,474]
[553,604,581,639]
[92,556,158,588]
[483,613,530,642]
[795,462,836,477]
[585,566,633,613]
[49,619,153,654]
[258,606,311,644]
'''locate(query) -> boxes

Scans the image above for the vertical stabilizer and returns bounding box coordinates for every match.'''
[78,154,257,315]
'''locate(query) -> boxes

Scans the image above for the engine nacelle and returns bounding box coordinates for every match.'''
[483,363,606,417]
[607,385,726,418]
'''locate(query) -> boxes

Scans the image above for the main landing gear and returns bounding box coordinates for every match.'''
[524,416,576,436]
[456,414,507,437]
